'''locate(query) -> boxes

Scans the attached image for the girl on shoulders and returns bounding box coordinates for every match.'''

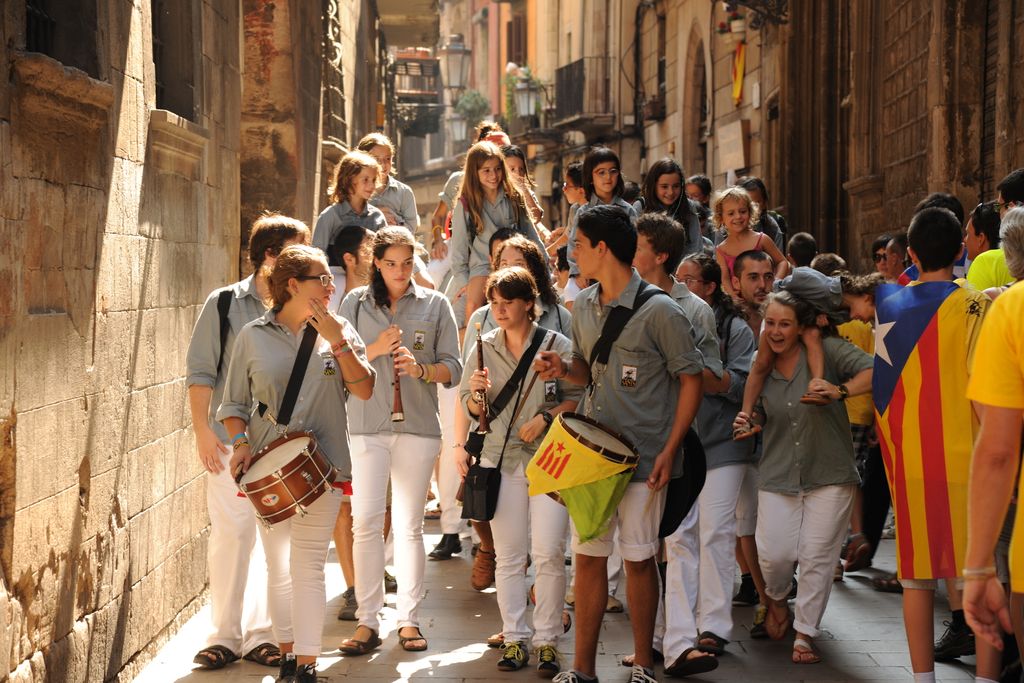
[713,187,789,297]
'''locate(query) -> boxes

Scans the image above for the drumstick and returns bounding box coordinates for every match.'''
[508,333,558,428]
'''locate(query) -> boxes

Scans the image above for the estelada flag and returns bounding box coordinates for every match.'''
[872,281,988,580]
[527,414,637,542]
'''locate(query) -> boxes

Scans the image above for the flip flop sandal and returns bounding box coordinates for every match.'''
[765,604,792,641]
[872,574,904,593]
[562,610,572,634]
[620,650,664,667]
[664,648,720,677]
[792,638,822,664]
[696,631,728,656]
[732,422,763,441]
[486,632,505,649]
[844,533,873,573]
[800,392,833,406]
[192,644,240,670]
[339,627,382,656]
[242,642,282,667]
[398,627,428,652]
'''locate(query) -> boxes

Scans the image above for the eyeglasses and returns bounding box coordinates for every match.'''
[872,252,887,263]
[594,168,620,179]
[994,200,1018,212]
[296,273,335,287]
[680,276,707,286]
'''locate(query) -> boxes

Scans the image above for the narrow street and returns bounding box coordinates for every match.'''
[135,526,976,682]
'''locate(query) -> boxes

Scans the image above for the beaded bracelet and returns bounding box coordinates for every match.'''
[332,341,352,356]
[343,373,372,384]
[230,432,247,444]
[232,438,250,450]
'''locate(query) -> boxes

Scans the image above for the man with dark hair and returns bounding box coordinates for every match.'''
[873,205,992,683]
[914,192,965,228]
[966,202,1012,291]
[534,204,705,682]
[786,232,818,268]
[731,250,775,337]
[996,167,1024,214]
[884,233,909,283]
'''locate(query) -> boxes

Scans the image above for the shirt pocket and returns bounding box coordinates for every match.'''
[612,349,657,394]
[405,319,436,359]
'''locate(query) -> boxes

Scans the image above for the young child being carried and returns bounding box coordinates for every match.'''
[713,186,789,296]
[733,267,878,440]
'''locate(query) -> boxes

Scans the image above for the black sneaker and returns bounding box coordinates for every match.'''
[384,571,398,593]
[276,654,297,682]
[732,574,758,606]
[787,578,798,600]
[497,640,529,671]
[294,662,320,682]
[749,604,769,639]
[934,620,975,661]
[428,533,463,560]
[536,644,561,678]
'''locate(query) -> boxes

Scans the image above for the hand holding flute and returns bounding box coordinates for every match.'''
[472,322,491,434]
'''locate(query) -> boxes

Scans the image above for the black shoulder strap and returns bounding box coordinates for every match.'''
[588,282,668,368]
[486,326,546,420]
[258,326,318,428]
[216,289,233,374]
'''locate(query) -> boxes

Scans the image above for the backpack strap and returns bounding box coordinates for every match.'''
[216,289,232,374]
[588,282,669,369]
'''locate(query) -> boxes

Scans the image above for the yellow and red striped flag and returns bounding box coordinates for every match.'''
[873,281,988,580]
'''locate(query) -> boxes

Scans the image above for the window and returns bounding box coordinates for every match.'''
[506,14,526,66]
[152,0,196,119]
[25,0,99,78]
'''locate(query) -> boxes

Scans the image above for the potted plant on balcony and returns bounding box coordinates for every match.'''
[728,10,746,37]
[455,89,491,135]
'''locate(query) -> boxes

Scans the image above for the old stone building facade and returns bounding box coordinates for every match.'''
[0,1,400,680]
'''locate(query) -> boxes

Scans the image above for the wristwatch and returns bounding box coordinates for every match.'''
[837,384,849,401]
[539,410,554,427]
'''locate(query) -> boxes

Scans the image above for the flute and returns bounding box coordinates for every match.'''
[473,322,491,434]
[391,332,405,422]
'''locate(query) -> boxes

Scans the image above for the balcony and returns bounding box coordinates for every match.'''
[394,50,440,104]
[507,112,563,148]
[553,57,614,133]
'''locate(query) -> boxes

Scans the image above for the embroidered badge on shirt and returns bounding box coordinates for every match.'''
[413,330,426,351]
[544,380,558,403]
[620,365,638,388]
[321,352,337,376]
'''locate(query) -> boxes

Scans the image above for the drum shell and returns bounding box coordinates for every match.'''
[236,431,336,525]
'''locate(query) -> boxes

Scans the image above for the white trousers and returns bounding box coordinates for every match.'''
[492,465,569,646]
[756,485,855,638]
[655,503,700,658]
[205,448,274,654]
[259,488,341,656]
[735,464,759,537]
[437,384,467,536]
[696,464,747,638]
[351,433,440,630]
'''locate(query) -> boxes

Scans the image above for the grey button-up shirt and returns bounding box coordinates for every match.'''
[567,195,637,276]
[757,336,872,494]
[571,270,704,480]
[695,311,757,469]
[439,171,463,210]
[371,175,419,230]
[340,283,462,438]
[216,310,372,481]
[670,279,722,378]
[462,301,572,361]
[186,276,268,442]
[312,200,388,253]
[460,326,583,474]
[449,187,546,281]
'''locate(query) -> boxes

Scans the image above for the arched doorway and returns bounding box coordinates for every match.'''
[681,25,708,177]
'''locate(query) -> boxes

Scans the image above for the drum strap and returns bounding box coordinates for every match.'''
[588,282,669,369]
[258,326,318,428]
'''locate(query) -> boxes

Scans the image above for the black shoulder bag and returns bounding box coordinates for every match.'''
[216,289,233,373]
[461,327,546,521]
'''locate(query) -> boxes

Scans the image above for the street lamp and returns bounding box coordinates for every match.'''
[445,113,468,144]
[438,34,472,95]
[513,78,540,118]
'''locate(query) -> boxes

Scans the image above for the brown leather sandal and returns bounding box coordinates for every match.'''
[471,548,496,591]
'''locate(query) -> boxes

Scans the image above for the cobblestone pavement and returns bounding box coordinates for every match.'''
[135,523,979,682]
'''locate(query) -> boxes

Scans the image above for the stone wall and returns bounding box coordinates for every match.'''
[0,1,241,680]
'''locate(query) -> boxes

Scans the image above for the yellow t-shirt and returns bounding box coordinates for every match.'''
[966,282,1024,591]
[838,319,874,426]
[967,249,1013,292]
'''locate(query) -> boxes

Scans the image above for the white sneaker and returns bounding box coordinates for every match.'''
[628,664,657,683]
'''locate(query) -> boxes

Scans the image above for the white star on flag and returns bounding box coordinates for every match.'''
[874,319,896,366]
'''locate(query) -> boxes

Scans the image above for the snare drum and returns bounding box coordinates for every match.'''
[236,431,336,526]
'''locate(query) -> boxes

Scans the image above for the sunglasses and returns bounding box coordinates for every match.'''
[296,273,335,287]
[872,252,887,263]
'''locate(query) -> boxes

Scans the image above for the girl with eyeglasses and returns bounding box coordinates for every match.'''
[219,244,375,683]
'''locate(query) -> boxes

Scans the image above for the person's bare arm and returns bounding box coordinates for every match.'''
[188,385,229,473]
